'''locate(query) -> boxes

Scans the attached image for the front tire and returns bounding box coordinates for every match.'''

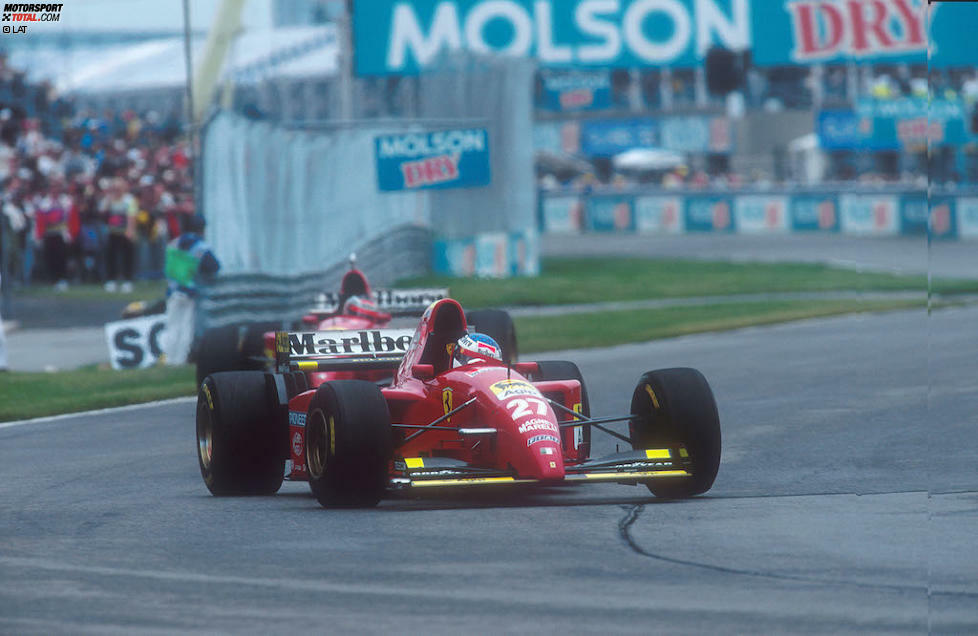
[305,380,393,508]
[630,368,721,498]
[197,371,285,496]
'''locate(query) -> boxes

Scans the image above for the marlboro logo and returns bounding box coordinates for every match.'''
[288,329,415,357]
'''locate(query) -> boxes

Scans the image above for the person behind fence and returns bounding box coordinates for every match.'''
[100,177,137,293]
[162,214,219,366]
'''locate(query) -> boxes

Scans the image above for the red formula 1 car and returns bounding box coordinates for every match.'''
[194,266,518,386]
[195,298,721,507]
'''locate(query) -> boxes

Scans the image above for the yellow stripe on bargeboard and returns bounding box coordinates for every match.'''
[570,470,690,481]
[411,477,537,488]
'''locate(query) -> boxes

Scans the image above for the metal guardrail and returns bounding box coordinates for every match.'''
[196,224,432,333]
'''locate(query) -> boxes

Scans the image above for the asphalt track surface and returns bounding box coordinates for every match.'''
[1,304,975,633]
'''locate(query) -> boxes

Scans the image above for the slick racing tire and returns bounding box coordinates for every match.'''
[533,361,591,456]
[466,309,518,365]
[196,325,240,388]
[629,368,721,499]
[195,321,281,387]
[197,371,286,496]
[305,380,393,508]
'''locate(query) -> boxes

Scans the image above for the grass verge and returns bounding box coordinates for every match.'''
[398,258,978,308]
[0,364,196,422]
[515,298,924,353]
[15,280,166,303]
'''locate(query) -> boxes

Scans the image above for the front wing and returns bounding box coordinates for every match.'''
[389,448,692,490]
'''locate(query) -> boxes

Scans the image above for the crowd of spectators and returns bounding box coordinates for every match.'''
[0,52,195,292]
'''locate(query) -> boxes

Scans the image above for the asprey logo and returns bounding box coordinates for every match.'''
[490,380,541,400]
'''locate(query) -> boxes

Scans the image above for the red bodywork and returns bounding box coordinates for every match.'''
[284,298,588,483]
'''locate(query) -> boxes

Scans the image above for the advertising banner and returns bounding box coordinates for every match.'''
[509,229,541,275]
[752,0,925,66]
[952,198,978,239]
[356,1,974,74]
[354,0,751,76]
[581,118,658,157]
[433,230,538,276]
[537,70,612,112]
[588,196,634,231]
[899,192,928,235]
[104,315,167,371]
[685,196,734,232]
[660,116,732,153]
[839,194,899,235]
[817,99,974,151]
[634,196,684,234]
[790,195,838,231]
[541,196,584,233]
[815,110,861,150]
[375,128,491,191]
[733,195,789,233]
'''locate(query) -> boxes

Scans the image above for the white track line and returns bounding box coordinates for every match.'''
[0,396,197,430]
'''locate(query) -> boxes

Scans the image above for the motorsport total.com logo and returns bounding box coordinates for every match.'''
[2,2,62,34]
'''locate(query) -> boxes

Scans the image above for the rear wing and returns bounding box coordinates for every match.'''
[308,288,448,316]
[274,328,416,373]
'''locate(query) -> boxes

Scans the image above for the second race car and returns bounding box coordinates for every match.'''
[193,262,518,386]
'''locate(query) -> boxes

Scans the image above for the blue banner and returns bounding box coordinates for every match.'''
[900,193,928,235]
[817,99,976,151]
[580,119,658,157]
[537,70,612,112]
[375,128,491,192]
[353,0,750,76]
[685,196,735,233]
[588,196,634,231]
[580,115,730,156]
[790,195,839,232]
[815,111,861,150]
[355,1,975,74]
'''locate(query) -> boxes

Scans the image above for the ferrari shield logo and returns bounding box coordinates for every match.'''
[442,387,453,422]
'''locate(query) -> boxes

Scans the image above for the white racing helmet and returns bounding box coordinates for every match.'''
[452,333,503,367]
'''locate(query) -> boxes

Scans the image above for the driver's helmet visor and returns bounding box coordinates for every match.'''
[453,333,502,366]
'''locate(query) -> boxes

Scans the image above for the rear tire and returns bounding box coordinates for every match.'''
[195,325,241,387]
[196,371,285,496]
[195,321,281,387]
[305,380,393,508]
[630,368,721,498]
[467,309,518,364]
